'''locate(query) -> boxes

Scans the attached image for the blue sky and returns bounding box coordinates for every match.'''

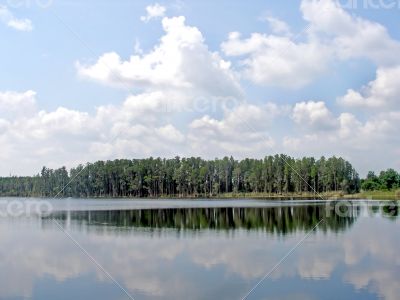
[1,0,400,175]
[0,0,384,110]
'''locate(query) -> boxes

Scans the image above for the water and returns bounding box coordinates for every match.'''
[0,198,398,300]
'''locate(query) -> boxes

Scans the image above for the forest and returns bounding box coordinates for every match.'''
[0,155,361,198]
[361,169,400,191]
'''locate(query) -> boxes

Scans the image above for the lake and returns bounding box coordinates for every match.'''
[0,198,398,300]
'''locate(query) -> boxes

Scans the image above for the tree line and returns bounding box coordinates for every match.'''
[0,155,360,198]
[361,169,400,191]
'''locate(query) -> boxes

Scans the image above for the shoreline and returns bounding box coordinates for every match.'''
[0,191,398,201]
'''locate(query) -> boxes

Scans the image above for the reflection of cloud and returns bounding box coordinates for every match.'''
[344,268,400,300]
[297,257,337,279]
[0,213,399,300]
[340,218,400,300]
[187,233,285,279]
[343,218,400,266]
[265,293,318,300]
[0,221,89,299]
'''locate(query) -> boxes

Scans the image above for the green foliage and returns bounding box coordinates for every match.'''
[361,169,400,191]
[0,155,360,197]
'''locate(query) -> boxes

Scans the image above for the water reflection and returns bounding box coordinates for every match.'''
[381,201,399,219]
[0,200,398,300]
[47,204,359,234]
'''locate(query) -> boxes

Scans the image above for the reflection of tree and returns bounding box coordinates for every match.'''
[48,205,359,234]
[382,201,399,220]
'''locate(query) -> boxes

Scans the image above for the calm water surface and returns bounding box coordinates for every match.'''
[0,198,398,300]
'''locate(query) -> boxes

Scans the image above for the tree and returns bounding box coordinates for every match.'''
[0,155,361,197]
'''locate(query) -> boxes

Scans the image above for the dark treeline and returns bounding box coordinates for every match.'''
[0,155,360,197]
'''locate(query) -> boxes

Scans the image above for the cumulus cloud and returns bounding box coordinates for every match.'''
[0,90,37,117]
[2,14,244,175]
[292,101,338,130]
[0,5,33,31]
[77,16,242,100]
[0,90,185,175]
[1,88,399,176]
[284,104,400,174]
[221,0,400,89]
[301,0,400,66]
[140,3,166,22]
[188,103,281,157]
[221,32,331,88]
[338,66,400,109]
[3,1,400,176]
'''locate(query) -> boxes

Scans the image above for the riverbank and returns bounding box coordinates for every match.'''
[217,191,399,200]
[1,190,399,200]
[343,190,400,200]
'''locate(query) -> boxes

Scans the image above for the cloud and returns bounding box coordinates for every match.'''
[0,5,33,31]
[2,14,244,175]
[338,66,400,109]
[284,103,400,175]
[264,16,291,36]
[292,101,338,130]
[3,1,400,177]
[0,90,185,175]
[77,16,242,99]
[140,3,166,22]
[221,32,331,88]
[301,0,400,66]
[221,0,400,89]
[188,103,280,157]
[1,89,399,176]
[0,90,37,117]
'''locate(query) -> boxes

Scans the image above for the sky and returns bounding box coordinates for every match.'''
[1,0,400,176]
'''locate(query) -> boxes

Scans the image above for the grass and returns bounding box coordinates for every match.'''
[345,190,400,200]
[215,191,348,200]
[216,190,400,200]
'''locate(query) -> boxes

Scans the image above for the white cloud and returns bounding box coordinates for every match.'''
[301,0,400,66]
[3,1,400,176]
[292,101,338,130]
[7,18,32,31]
[1,89,399,176]
[0,90,37,117]
[264,16,291,36]
[140,3,166,22]
[284,102,400,175]
[221,32,331,88]
[338,66,400,109]
[0,90,186,175]
[1,14,245,174]
[221,0,400,89]
[0,5,33,32]
[337,112,362,139]
[77,16,242,99]
[188,103,280,157]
